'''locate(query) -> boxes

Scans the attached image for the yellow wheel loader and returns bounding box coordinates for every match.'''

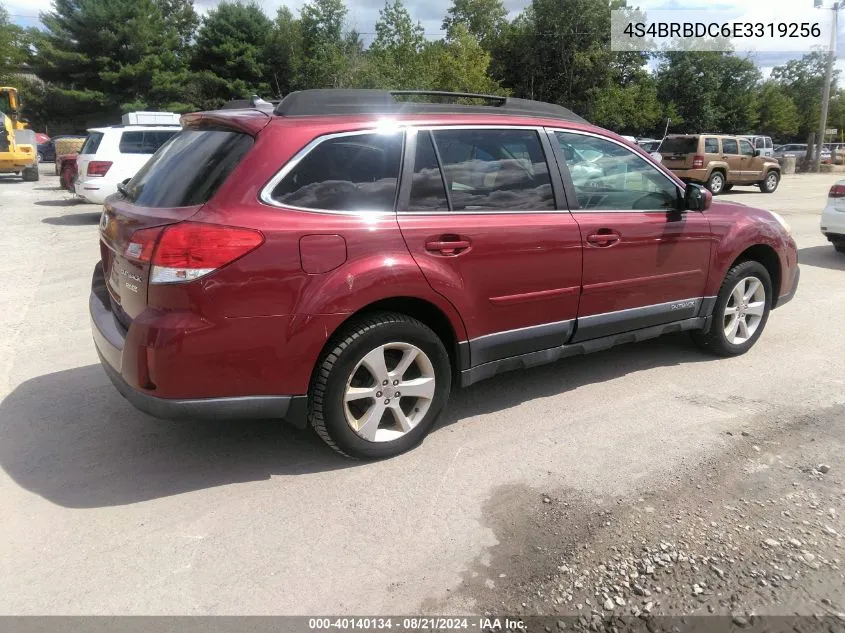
[0,87,39,182]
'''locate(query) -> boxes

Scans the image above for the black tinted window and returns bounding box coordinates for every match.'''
[754,137,765,149]
[430,129,554,211]
[120,130,178,154]
[660,137,698,154]
[704,138,719,154]
[408,131,448,211]
[765,137,773,148]
[722,139,739,154]
[124,129,253,207]
[80,132,103,155]
[272,133,403,211]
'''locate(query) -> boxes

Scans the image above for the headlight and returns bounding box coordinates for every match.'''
[768,210,792,236]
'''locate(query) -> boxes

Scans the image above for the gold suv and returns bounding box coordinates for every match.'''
[660,134,781,195]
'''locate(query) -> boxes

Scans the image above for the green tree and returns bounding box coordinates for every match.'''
[191,1,272,104]
[264,6,303,97]
[441,0,507,52]
[420,24,505,95]
[299,0,348,87]
[771,51,838,141]
[0,6,29,84]
[369,0,425,88]
[757,81,799,140]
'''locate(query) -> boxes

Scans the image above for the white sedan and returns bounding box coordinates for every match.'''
[821,180,845,253]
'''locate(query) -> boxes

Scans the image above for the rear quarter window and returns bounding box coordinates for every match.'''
[123,129,254,207]
[270,132,403,211]
[80,132,103,155]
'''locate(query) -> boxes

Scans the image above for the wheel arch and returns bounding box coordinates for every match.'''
[728,244,781,307]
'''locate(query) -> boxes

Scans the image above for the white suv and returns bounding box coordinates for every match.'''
[822,180,845,253]
[75,115,180,204]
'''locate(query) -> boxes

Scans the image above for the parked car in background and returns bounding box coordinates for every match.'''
[742,135,774,157]
[56,153,78,191]
[90,89,799,459]
[773,143,830,162]
[822,180,845,253]
[660,134,781,194]
[37,135,87,163]
[35,132,50,144]
[75,112,180,204]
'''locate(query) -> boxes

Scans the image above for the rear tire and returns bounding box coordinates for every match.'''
[692,260,772,357]
[759,170,779,193]
[835,243,845,254]
[309,312,451,459]
[722,184,733,192]
[706,171,726,195]
[21,164,39,182]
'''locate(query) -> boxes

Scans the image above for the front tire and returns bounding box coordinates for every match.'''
[706,171,726,195]
[21,164,39,182]
[692,261,772,357]
[309,312,452,459]
[759,170,779,193]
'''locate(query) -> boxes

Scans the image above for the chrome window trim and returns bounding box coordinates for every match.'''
[545,126,690,214]
[258,127,407,216]
[260,124,565,216]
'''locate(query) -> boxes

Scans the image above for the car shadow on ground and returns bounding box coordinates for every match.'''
[42,212,102,225]
[0,334,709,509]
[35,198,89,208]
[799,244,845,271]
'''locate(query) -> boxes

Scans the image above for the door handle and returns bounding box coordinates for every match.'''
[586,230,621,247]
[425,237,471,255]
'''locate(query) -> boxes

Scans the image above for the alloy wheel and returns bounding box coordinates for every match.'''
[710,174,723,193]
[343,342,436,442]
[723,276,766,345]
[766,172,778,191]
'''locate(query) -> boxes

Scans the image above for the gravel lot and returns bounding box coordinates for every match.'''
[0,168,843,620]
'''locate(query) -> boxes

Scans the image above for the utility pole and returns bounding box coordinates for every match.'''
[814,1,840,172]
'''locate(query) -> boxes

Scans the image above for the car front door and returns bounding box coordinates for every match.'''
[397,127,583,367]
[739,138,761,182]
[551,130,712,342]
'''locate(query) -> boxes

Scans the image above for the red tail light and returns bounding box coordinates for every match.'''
[87,161,112,177]
[133,222,264,284]
[829,183,845,199]
[692,155,704,169]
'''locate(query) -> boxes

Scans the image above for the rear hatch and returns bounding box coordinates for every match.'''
[98,125,259,330]
[659,136,700,169]
[76,131,105,182]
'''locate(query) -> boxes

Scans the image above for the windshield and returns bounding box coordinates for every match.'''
[123,129,254,208]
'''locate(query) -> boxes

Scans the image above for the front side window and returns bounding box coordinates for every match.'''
[271,132,403,211]
[765,137,773,149]
[427,128,554,211]
[555,131,679,211]
[739,139,755,157]
[704,137,719,154]
[722,138,739,154]
[754,137,765,149]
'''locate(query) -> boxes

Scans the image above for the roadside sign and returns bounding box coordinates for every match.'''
[826,128,838,135]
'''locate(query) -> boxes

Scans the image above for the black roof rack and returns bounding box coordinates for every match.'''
[273,89,586,123]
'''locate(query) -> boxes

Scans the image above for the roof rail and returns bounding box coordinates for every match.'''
[273,89,586,123]
[220,95,279,112]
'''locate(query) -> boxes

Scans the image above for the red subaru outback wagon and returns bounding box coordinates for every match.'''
[91,89,799,458]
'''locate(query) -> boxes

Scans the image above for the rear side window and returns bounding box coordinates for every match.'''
[660,137,698,154]
[80,132,103,155]
[271,133,403,211]
[704,137,719,154]
[722,138,739,154]
[123,129,253,207]
[428,128,554,211]
[119,130,178,154]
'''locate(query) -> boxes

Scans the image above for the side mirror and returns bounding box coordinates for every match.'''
[753,149,761,157]
[685,183,712,211]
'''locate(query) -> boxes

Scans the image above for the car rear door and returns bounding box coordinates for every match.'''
[396,127,583,367]
[720,138,743,183]
[550,129,712,342]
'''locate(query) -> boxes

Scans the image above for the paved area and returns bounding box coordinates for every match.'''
[0,169,842,616]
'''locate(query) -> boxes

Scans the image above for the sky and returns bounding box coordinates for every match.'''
[5,0,845,74]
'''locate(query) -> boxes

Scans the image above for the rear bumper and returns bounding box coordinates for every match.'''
[821,203,845,237]
[669,168,709,183]
[75,178,113,204]
[90,267,308,426]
